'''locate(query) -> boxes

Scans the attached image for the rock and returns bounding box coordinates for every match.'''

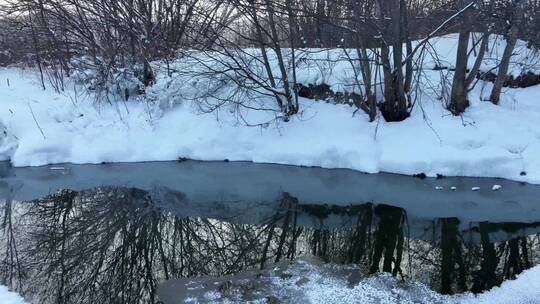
[514,72,540,88]
[278,272,294,280]
[240,281,256,298]
[414,172,427,179]
[478,71,540,88]
[295,82,373,117]
[266,296,281,304]
[295,277,310,286]
[297,84,312,98]
[346,270,364,287]
[479,71,498,83]
[218,280,233,293]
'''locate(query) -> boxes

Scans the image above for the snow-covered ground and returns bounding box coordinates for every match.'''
[158,258,540,304]
[280,262,540,304]
[1,34,540,184]
[4,263,540,304]
[0,285,28,304]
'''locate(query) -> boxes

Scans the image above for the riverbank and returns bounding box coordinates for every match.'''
[158,258,540,303]
[1,35,540,184]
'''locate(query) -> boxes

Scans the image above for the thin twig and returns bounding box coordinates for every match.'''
[27,102,46,139]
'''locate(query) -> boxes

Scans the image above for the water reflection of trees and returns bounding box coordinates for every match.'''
[0,186,539,303]
[18,188,285,303]
[1,197,24,291]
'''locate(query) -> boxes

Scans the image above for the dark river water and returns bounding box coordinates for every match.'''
[1,161,539,303]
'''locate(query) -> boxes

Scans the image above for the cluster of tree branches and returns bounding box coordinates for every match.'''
[1,0,539,121]
[0,0,230,94]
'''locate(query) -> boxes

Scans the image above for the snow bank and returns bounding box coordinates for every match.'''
[165,34,539,94]
[292,262,540,304]
[0,286,28,304]
[0,35,539,184]
[459,265,540,304]
[268,261,450,304]
[158,258,540,303]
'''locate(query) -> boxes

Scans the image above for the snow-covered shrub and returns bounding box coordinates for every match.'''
[69,56,151,103]
[152,49,291,116]
[111,69,146,101]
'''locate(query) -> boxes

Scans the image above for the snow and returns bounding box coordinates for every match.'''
[158,258,540,304]
[459,265,540,304]
[492,184,502,191]
[271,263,445,304]
[293,262,540,304]
[1,34,540,184]
[289,263,540,304]
[0,286,28,304]
[425,33,540,77]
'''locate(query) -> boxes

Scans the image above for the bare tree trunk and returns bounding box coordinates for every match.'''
[265,0,296,118]
[352,1,377,121]
[402,0,413,96]
[379,0,409,122]
[448,10,471,115]
[466,31,490,88]
[249,0,281,110]
[357,44,377,121]
[27,9,46,90]
[490,3,521,105]
[285,0,299,113]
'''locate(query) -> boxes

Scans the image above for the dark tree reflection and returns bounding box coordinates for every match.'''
[26,188,167,303]
[369,205,406,276]
[0,182,25,292]
[1,198,24,291]
[21,188,277,303]
[471,222,499,293]
[440,218,467,294]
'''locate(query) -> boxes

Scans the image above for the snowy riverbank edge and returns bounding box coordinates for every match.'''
[3,264,540,304]
[1,34,540,184]
[1,65,539,184]
[157,260,540,304]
